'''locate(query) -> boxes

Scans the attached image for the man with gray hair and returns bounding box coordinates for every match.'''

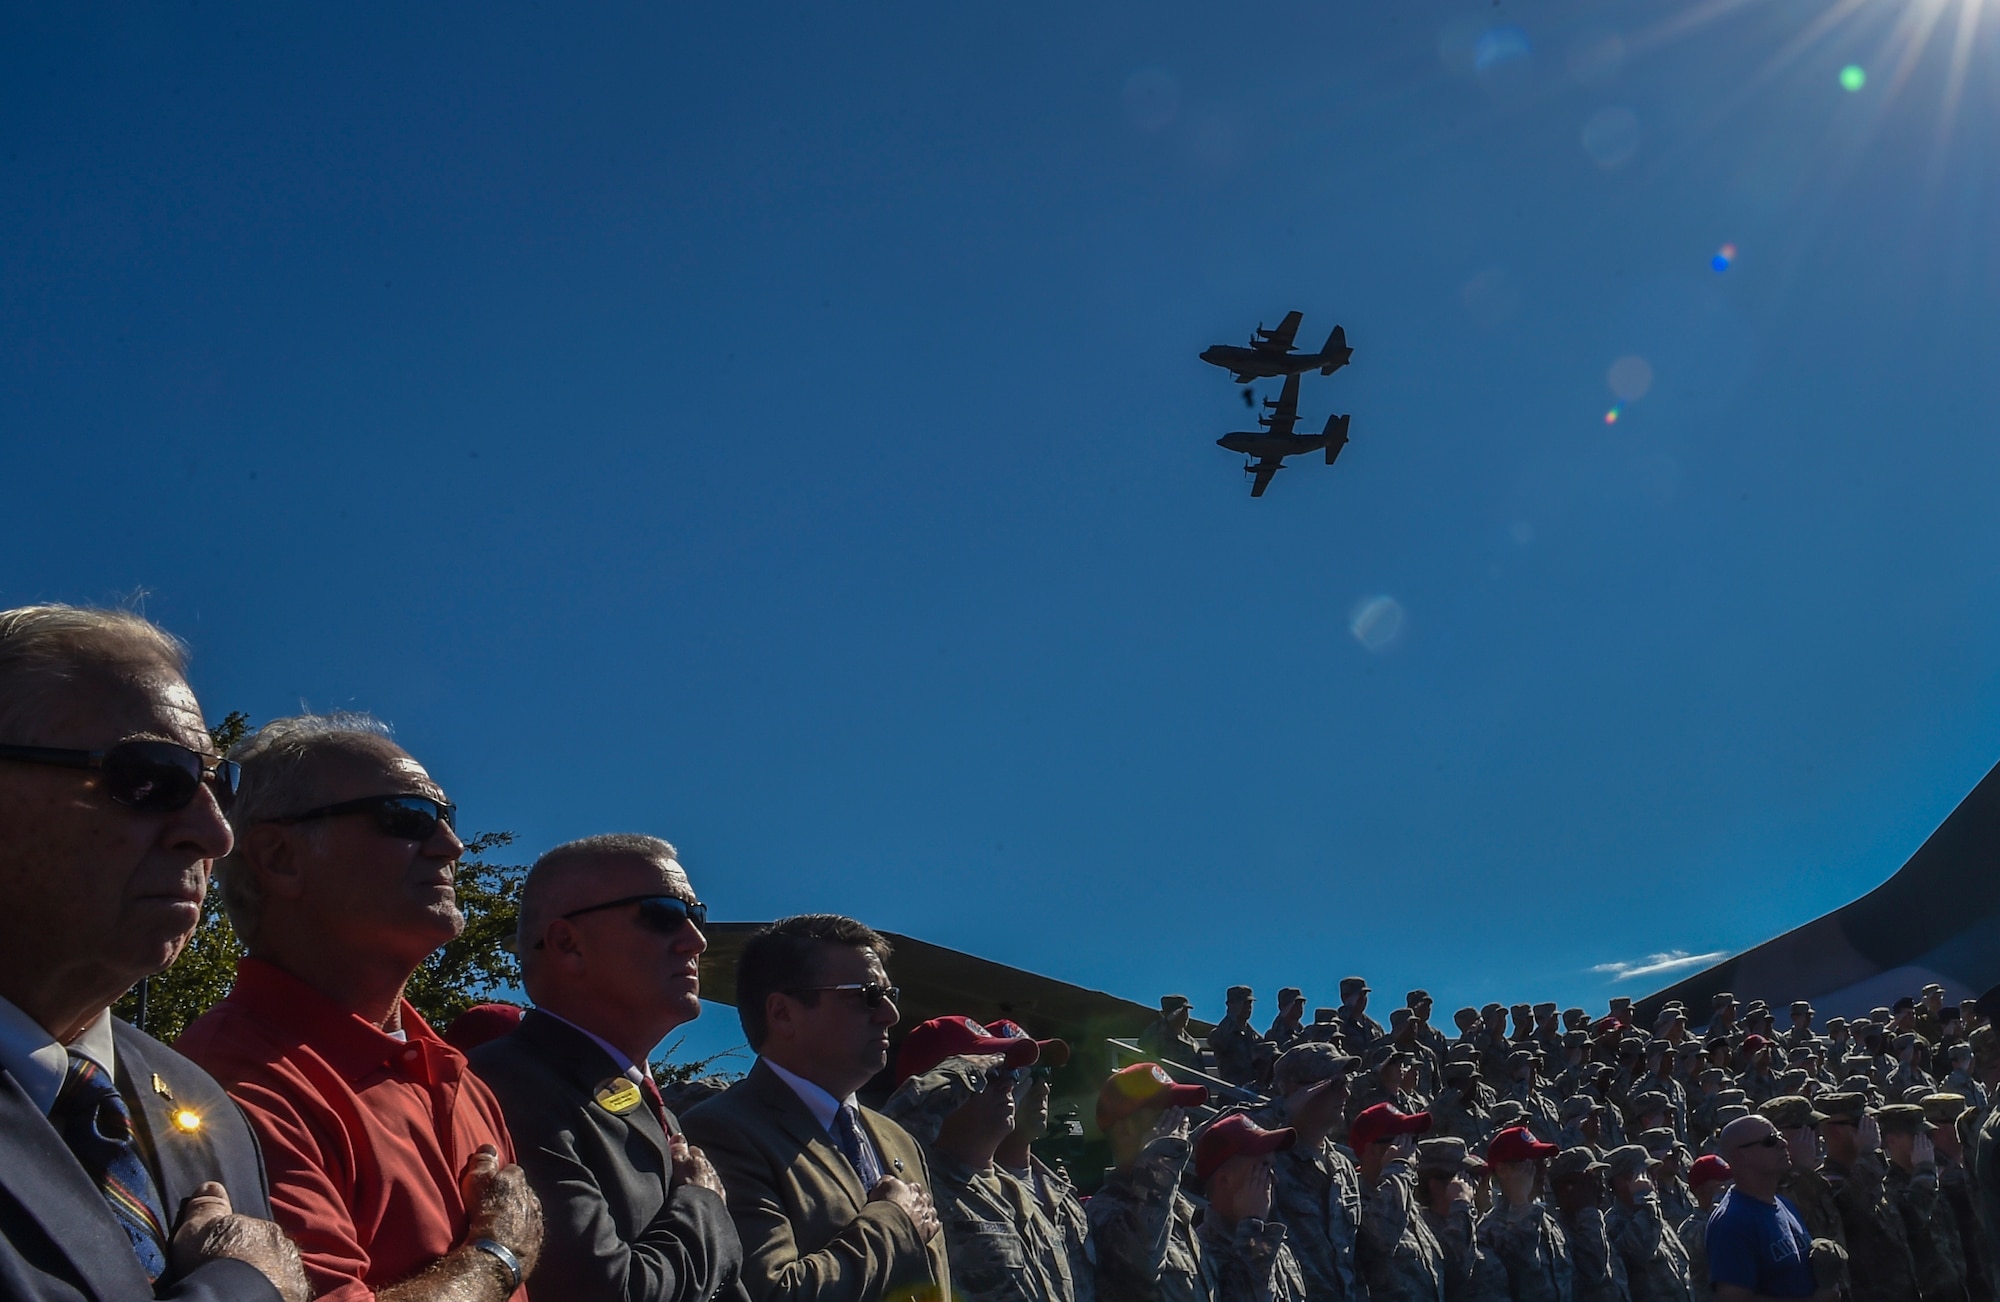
[0,604,309,1302]
[178,713,544,1302]
[468,834,744,1302]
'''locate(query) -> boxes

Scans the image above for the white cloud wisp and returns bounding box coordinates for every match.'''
[1591,949,1732,983]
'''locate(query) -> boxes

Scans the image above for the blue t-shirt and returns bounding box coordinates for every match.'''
[1704,1188,1817,1297]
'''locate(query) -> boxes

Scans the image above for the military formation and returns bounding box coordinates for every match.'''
[1087,978,2000,1302]
[1199,310,1356,498]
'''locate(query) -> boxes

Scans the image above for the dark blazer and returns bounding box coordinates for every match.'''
[681,1060,949,1302]
[468,1010,745,1302]
[0,1018,281,1302]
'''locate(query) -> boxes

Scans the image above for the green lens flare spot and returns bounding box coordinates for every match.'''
[1840,65,1867,92]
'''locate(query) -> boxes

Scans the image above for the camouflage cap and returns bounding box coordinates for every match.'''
[1901,1085,1933,1104]
[1840,1055,1875,1073]
[1273,1042,1359,1093]
[1533,1002,1558,1018]
[1875,1103,1933,1135]
[1511,1003,1532,1017]
[1340,976,1369,997]
[1563,1008,1590,1030]
[1453,1006,1480,1029]
[1894,1031,1920,1052]
[1697,1066,1727,1084]
[1415,1136,1476,1175]
[1314,1007,1340,1023]
[1277,987,1304,1006]
[1714,1104,1751,1126]
[1778,1070,1811,1092]
[1948,1041,1974,1062]
[1226,985,1253,1003]
[1922,1094,1970,1127]
[1559,1095,1598,1122]
[1487,1099,1529,1127]
[1840,1076,1879,1098]
[1759,1096,1828,1129]
[1507,1047,1536,1067]
[1791,1001,1814,1016]
[1442,1059,1479,1084]
[1161,994,1191,1011]
[1970,1025,1999,1063]
[1630,1090,1672,1117]
[1390,1008,1412,1030]
[1550,1146,1608,1180]
[1714,1089,1749,1107]
[1870,1006,1893,1022]
[1816,1092,1869,1121]
[1481,1002,1506,1018]
[1825,1016,1848,1031]
[1640,1127,1680,1158]
[1605,1144,1654,1179]
[1922,983,1946,997]
[1562,1030,1589,1050]
[1610,997,1633,1013]
[1407,989,1432,1006]
[1713,992,1738,1008]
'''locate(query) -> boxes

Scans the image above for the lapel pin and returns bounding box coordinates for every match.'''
[151,1073,174,1102]
[892,1157,905,1173]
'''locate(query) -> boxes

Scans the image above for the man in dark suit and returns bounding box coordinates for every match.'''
[0,603,308,1302]
[469,834,744,1302]
[683,914,949,1302]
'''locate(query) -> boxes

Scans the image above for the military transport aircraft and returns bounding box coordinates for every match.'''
[1215,372,1351,497]
[1200,311,1353,383]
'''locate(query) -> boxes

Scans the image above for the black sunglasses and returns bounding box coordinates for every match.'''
[0,740,239,813]
[1735,1135,1786,1150]
[793,981,901,1009]
[986,1065,1024,1087]
[270,794,456,841]
[533,894,706,949]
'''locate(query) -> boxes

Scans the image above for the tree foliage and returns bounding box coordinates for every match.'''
[116,712,531,1043]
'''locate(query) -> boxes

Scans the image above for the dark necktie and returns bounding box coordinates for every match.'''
[832,1103,884,1188]
[51,1053,171,1282]
[639,1073,674,1134]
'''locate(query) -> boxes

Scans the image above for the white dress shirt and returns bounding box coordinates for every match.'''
[0,995,118,1115]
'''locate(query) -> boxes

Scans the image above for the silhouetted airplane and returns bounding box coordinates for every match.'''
[1201,311,1352,383]
[1215,372,1350,497]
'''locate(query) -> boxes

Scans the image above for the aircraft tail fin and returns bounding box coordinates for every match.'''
[1324,413,1350,465]
[1319,325,1349,374]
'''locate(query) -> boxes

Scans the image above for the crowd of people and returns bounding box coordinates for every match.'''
[3,599,2000,1302]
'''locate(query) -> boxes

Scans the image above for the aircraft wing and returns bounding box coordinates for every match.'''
[1254,310,1303,353]
[1261,373,1302,438]
[1248,459,1282,497]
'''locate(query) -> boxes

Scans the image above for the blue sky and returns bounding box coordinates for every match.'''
[5,1,1999,1063]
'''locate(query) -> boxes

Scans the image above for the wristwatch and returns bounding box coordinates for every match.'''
[470,1238,523,1291]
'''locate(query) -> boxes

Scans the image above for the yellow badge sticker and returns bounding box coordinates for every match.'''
[594,1078,644,1115]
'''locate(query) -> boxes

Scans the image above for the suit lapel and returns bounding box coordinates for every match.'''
[747,1062,867,1211]
[518,1011,673,1170]
[0,1069,158,1302]
[857,1107,914,1182]
[115,1030,221,1212]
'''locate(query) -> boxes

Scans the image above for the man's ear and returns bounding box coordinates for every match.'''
[764,991,796,1043]
[239,823,307,900]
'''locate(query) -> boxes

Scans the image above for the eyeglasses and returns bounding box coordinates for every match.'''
[986,1066,1024,1087]
[533,894,706,948]
[0,740,239,813]
[1734,1135,1785,1150]
[792,982,901,1009]
[270,794,456,841]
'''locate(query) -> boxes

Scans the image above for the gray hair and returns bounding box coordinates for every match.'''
[216,711,399,948]
[0,604,190,740]
[517,833,680,968]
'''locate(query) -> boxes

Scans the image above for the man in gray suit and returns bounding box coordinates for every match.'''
[683,914,949,1302]
[470,834,744,1302]
[0,604,308,1302]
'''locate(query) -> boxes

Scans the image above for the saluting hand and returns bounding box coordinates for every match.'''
[669,1134,727,1197]
[1151,1106,1192,1144]
[172,1182,310,1302]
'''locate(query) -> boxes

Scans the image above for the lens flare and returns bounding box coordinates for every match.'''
[1840,64,1867,92]
[1604,406,1622,425]
[1711,243,1737,272]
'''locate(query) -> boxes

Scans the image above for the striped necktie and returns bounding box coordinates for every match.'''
[832,1103,884,1188]
[52,1053,171,1282]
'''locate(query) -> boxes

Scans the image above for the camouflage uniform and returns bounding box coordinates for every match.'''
[1357,1162,1447,1302]
[930,1153,1077,1302]
[1196,1214,1309,1302]
[1945,1068,1989,1115]
[1140,1017,1207,1073]
[1885,1158,1964,1302]
[1008,1155,1095,1302]
[1606,1196,1692,1302]
[1673,1209,1710,1295]
[1262,1124,1364,1302]
[1089,1133,1206,1302]
[1211,1010,1269,1089]
[1830,1151,1924,1302]
[1335,1008,1388,1059]
[883,1057,1079,1302]
[1423,1200,1510,1302]
[1783,1167,1847,1247]
[1554,1204,1624,1302]
[1979,1102,2000,1302]
[1429,1083,1488,1148]
[1478,1199,1575,1302]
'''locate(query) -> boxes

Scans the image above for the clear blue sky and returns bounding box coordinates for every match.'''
[6,1,1999,1064]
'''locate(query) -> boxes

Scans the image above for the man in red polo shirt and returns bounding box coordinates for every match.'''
[178,713,544,1302]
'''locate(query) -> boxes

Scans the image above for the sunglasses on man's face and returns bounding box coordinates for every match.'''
[533,894,706,948]
[986,1066,1024,1088]
[792,981,901,1010]
[270,794,456,842]
[1735,1135,1786,1151]
[0,740,240,813]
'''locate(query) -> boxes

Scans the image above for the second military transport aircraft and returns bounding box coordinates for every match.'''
[1216,372,1350,497]
[1200,310,1353,382]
